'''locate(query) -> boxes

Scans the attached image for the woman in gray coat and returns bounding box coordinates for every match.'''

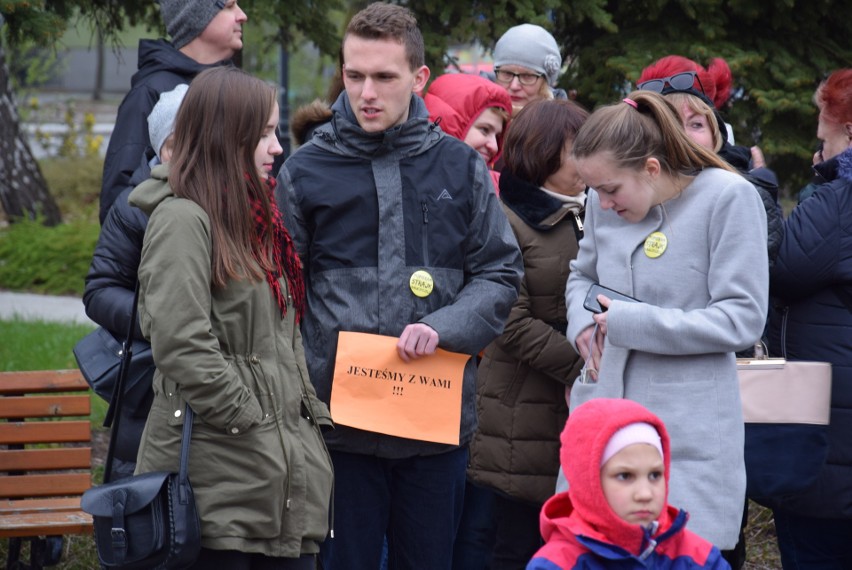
[564,91,768,550]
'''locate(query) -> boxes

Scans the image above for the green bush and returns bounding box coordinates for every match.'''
[0,216,98,295]
[39,155,103,222]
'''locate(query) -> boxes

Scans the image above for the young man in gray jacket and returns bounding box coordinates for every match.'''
[276,3,522,568]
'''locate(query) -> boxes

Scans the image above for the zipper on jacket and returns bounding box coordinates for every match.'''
[573,211,584,233]
[421,201,430,266]
[780,306,789,359]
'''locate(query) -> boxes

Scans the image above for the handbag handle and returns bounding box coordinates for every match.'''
[103,282,141,483]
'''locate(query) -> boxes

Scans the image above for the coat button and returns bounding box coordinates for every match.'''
[174,409,181,418]
[250,354,260,364]
[231,427,240,434]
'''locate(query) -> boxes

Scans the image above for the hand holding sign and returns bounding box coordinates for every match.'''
[397,323,440,362]
[331,331,470,445]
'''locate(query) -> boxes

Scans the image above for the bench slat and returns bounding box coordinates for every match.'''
[0,510,93,538]
[2,448,92,471]
[0,394,90,419]
[0,420,91,444]
[0,473,92,499]
[0,370,88,395]
[0,370,95,542]
[0,498,83,515]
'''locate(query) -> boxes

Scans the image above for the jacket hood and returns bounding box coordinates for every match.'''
[555,398,674,556]
[128,163,173,216]
[291,99,333,147]
[132,39,221,87]
[540,492,688,560]
[313,91,440,158]
[423,73,512,166]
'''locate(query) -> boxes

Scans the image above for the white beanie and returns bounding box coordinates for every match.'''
[148,84,189,161]
[601,422,663,466]
[493,23,562,86]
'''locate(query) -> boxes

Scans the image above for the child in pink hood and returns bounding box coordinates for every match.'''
[527,398,729,569]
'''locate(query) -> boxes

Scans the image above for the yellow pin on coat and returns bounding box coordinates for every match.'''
[409,270,434,297]
[644,231,668,258]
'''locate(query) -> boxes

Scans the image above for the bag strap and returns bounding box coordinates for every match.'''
[103,282,140,483]
[178,405,194,504]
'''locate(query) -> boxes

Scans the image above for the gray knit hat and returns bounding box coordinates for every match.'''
[493,24,562,86]
[148,84,188,160]
[159,0,225,50]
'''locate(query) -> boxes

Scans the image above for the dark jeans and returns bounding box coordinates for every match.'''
[773,509,852,569]
[320,447,467,570]
[452,481,496,570]
[490,493,543,570]
[188,548,315,569]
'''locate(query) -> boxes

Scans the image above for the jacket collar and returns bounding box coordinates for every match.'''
[815,147,852,183]
[541,491,685,561]
[499,169,579,230]
[313,91,441,158]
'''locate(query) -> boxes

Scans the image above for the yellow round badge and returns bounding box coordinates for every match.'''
[643,231,668,258]
[409,270,434,298]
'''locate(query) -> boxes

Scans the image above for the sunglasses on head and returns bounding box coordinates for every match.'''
[637,71,705,96]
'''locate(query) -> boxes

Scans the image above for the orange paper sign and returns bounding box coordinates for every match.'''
[330,331,470,445]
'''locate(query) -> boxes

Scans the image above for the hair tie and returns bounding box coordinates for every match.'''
[623,98,638,109]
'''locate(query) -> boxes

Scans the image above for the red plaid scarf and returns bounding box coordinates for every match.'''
[250,176,305,323]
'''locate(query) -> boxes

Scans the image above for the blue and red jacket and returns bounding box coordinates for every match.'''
[527,499,729,569]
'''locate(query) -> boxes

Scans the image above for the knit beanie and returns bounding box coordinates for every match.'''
[601,422,664,466]
[148,83,189,160]
[160,0,225,50]
[493,24,562,86]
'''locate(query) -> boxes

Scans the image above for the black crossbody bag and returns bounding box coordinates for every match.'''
[81,284,201,569]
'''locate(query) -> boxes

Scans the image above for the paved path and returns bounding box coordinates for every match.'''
[0,290,94,326]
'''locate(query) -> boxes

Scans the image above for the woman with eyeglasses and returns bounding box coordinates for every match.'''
[491,24,567,113]
[637,55,783,268]
[766,68,852,570]
[564,90,768,558]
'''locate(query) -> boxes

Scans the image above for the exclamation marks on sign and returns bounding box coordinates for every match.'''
[393,386,404,396]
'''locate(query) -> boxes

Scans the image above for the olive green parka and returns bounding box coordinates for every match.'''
[130,165,333,557]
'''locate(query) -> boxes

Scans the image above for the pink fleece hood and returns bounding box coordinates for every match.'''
[423,73,512,167]
[543,398,674,556]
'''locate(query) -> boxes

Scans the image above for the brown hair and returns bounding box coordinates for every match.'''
[344,2,425,70]
[168,67,278,288]
[502,99,590,187]
[572,90,737,176]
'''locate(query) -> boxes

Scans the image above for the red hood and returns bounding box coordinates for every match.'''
[422,73,512,167]
[556,398,674,555]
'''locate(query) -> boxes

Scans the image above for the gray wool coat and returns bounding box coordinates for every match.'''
[565,167,768,549]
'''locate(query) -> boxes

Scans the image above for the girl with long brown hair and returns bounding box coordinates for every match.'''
[129,66,333,570]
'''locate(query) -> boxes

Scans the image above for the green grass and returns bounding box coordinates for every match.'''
[0,317,106,423]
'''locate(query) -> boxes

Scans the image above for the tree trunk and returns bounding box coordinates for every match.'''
[0,42,62,226]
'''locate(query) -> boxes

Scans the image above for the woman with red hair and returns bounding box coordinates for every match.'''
[637,55,782,269]
[767,68,852,570]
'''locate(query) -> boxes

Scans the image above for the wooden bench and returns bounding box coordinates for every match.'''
[0,369,94,569]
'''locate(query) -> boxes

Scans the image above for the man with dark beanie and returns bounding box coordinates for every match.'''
[98,0,246,224]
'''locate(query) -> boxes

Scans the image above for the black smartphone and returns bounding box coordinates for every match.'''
[583,283,639,314]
